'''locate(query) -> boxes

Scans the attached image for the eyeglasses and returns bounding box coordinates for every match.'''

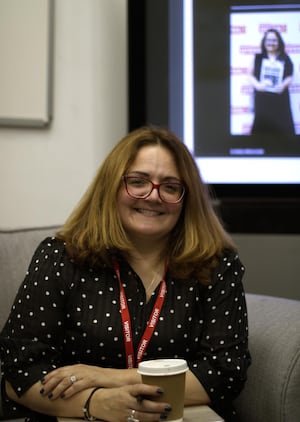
[265,38,278,44]
[123,175,185,204]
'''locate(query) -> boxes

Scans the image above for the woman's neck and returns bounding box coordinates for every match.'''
[267,52,278,60]
[126,233,168,266]
[126,249,165,276]
[125,248,167,301]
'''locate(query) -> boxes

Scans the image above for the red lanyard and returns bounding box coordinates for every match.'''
[113,258,167,368]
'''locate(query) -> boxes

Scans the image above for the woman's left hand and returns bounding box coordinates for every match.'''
[40,364,137,399]
[273,83,285,93]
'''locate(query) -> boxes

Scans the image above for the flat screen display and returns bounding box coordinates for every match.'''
[128,0,300,201]
[181,0,300,186]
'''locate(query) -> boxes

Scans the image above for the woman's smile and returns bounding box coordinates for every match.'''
[133,207,164,216]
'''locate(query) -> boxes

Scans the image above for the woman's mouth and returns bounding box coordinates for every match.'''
[134,208,163,216]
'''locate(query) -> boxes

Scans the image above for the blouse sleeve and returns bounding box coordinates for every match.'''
[0,237,71,397]
[283,54,293,78]
[188,251,251,409]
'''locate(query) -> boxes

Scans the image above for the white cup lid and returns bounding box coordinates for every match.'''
[138,359,188,376]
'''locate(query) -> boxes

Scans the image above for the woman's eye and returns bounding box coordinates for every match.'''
[129,178,146,186]
[164,184,179,193]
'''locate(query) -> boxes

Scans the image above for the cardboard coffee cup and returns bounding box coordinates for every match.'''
[138,359,188,422]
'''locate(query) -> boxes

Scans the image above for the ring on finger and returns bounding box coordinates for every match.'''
[127,409,139,422]
[70,375,77,384]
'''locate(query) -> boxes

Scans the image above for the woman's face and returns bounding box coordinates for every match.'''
[117,145,184,245]
[264,31,279,53]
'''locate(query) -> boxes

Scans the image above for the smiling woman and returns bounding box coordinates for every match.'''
[0,126,251,422]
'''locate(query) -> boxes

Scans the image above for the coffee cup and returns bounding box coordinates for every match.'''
[138,358,188,422]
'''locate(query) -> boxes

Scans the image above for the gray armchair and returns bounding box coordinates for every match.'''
[0,227,300,421]
[234,293,300,422]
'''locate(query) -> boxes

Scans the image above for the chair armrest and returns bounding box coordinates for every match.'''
[234,294,300,422]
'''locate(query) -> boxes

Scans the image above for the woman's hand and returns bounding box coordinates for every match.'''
[272,83,285,93]
[254,80,269,91]
[91,384,172,422]
[6,379,172,422]
[273,76,292,94]
[40,364,139,399]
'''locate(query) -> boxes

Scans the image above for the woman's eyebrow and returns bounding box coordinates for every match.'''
[127,171,181,182]
[126,170,149,177]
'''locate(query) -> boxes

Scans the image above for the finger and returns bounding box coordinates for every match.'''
[136,395,171,413]
[128,409,170,422]
[41,368,69,385]
[41,375,79,399]
[56,375,96,400]
[58,378,86,399]
[131,383,163,397]
[129,385,172,415]
[128,398,172,422]
[50,382,77,400]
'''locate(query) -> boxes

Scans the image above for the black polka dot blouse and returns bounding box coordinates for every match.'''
[0,237,251,421]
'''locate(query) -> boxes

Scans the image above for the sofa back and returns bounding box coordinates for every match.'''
[0,226,60,330]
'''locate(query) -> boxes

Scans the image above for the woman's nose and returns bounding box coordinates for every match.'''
[146,186,162,201]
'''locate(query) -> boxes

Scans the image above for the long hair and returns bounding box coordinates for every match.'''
[261,29,285,55]
[57,126,235,284]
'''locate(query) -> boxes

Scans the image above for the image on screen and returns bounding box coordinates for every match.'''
[182,0,300,184]
[230,4,300,141]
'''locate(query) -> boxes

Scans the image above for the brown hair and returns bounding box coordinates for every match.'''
[57,126,235,284]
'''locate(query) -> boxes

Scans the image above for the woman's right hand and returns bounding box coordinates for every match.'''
[91,383,172,422]
[254,80,268,91]
[40,364,140,399]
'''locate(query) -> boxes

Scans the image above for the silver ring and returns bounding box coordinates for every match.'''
[127,409,139,422]
[70,375,77,384]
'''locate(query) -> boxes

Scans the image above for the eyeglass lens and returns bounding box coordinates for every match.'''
[124,176,184,203]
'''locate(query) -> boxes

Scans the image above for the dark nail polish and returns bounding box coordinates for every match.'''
[40,388,45,395]
[40,377,45,384]
[160,414,167,420]
[60,393,65,399]
[156,387,164,394]
[48,393,53,399]
[164,405,172,412]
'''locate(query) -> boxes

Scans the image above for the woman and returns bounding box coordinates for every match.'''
[0,126,251,422]
[249,28,295,135]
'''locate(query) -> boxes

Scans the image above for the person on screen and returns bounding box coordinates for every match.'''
[0,126,251,422]
[248,28,295,135]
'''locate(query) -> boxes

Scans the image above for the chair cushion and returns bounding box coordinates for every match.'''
[234,294,300,422]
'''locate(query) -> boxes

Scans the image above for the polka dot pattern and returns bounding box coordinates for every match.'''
[0,237,250,421]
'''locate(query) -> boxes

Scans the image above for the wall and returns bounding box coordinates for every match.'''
[221,201,300,301]
[232,234,300,301]
[0,0,127,229]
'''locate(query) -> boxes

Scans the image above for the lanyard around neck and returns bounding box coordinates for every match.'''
[113,257,167,368]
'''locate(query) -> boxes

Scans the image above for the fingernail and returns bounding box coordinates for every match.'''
[40,377,45,384]
[60,393,65,399]
[156,388,164,394]
[40,388,45,395]
[164,405,172,412]
[48,393,53,399]
[160,415,167,420]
